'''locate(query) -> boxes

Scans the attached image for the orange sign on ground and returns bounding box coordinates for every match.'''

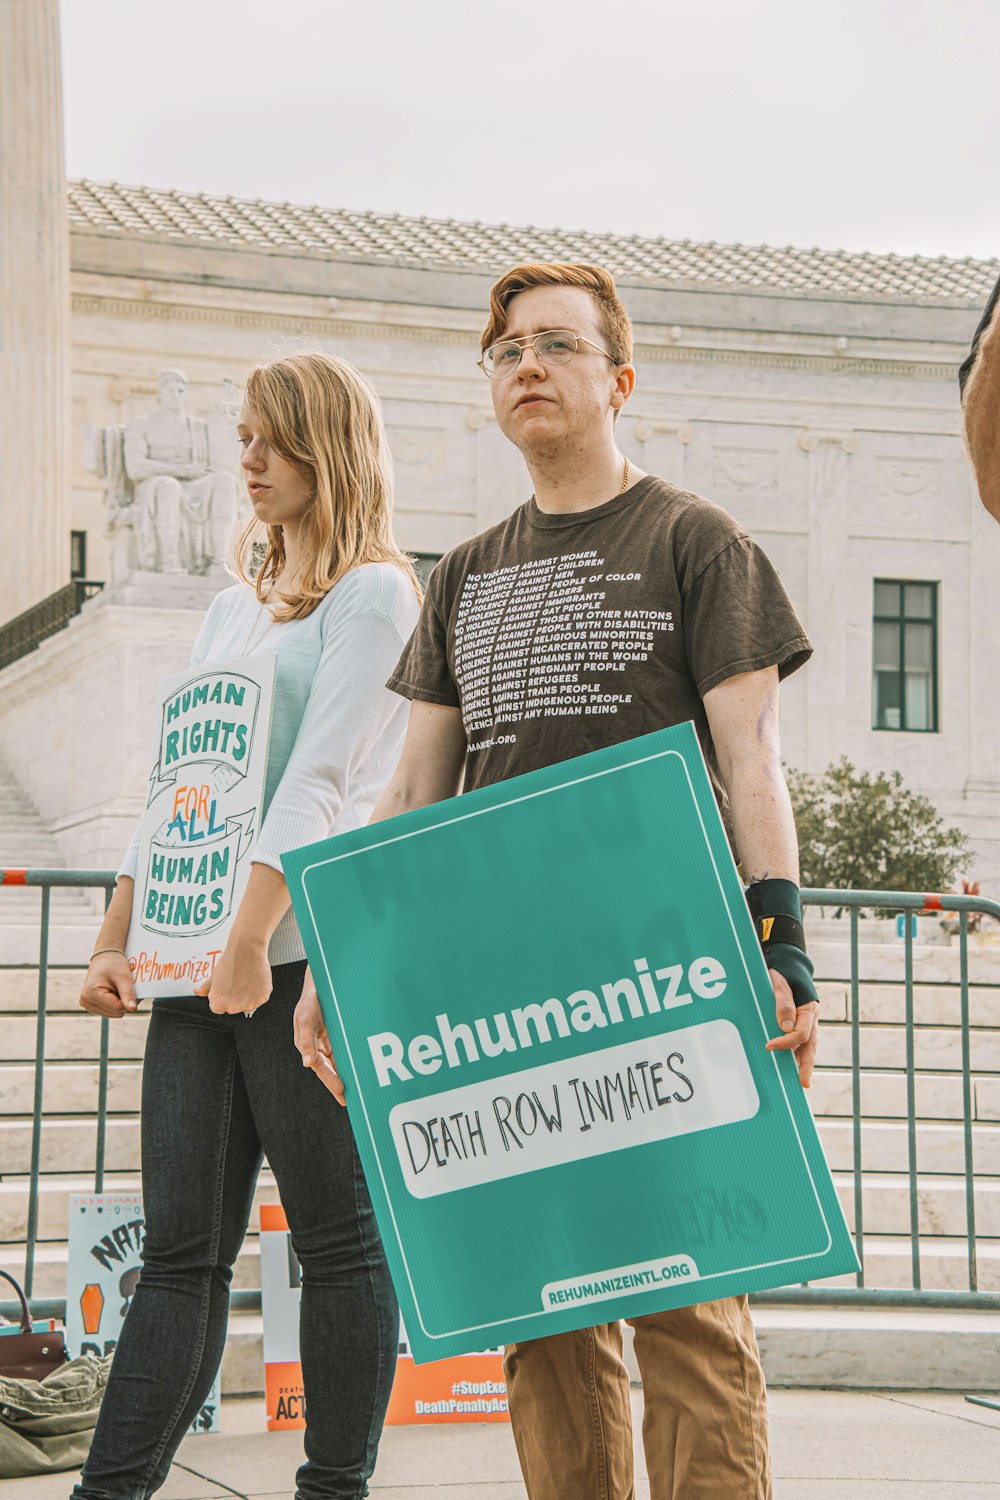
[385,1352,508,1425]
[264,1361,308,1430]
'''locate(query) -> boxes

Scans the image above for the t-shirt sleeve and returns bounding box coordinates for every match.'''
[117,822,141,882]
[386,560,460,706]
[251,605,411,873]
[682,534,812,696]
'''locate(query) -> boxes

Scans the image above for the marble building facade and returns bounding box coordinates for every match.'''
[4,181,1000,888]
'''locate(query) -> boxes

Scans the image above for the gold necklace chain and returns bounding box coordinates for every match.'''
[531,457,631,509]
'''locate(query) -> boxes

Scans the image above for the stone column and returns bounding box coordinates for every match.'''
[0,0,70,623]
[800,428,857,770]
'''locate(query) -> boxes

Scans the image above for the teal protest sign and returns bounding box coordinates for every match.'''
[283,723,858,1364]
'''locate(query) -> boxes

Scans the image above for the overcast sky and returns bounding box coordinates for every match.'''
[61,0,1000,260]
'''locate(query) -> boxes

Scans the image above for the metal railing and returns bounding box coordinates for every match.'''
[2,869,115,1313]
[0,868,250,1320]
[0,579,105,672]
[754,888,1000,1311]
[2,873,998,1320]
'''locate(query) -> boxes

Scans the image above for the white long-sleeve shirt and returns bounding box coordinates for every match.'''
[119,562,420,964]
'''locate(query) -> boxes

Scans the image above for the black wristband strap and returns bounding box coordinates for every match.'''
[752,914,806,952]
[762,944,818,1007]
[745,878,819,1006]
[745,877,802,924]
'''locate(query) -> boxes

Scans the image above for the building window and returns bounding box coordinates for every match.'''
[70,531,87,580]
[872,580,938,732]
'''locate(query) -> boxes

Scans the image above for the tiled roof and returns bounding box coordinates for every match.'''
[68,179,1000,303]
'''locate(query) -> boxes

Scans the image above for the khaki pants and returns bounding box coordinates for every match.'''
[503,1297,771,1500]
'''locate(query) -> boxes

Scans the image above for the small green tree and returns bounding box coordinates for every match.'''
[785,758,971,900]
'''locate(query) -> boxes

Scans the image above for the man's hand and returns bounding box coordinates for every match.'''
[764,968,819,1088]
[293,973,345,1105]
[80,952,139,1018]
[194,937,272,1015]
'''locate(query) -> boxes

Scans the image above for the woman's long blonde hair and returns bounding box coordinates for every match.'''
[234,352,422,619]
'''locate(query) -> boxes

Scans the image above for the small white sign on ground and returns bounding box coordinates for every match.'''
[67,1194,220,1433]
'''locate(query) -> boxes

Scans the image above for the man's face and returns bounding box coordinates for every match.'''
[487,286,628,456]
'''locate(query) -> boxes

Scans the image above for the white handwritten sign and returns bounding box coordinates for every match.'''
[389,1020,758,1199]
[126,653,276,997]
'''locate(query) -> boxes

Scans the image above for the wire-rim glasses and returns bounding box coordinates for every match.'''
[478,328,618,380]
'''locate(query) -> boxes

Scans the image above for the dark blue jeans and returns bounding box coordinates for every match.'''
[73,961,399,1500]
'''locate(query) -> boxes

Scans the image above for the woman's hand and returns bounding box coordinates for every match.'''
[194,936,272,1015]
[80,952,138,1018]
[293,970,345,1105]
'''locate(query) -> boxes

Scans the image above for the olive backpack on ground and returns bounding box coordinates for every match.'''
[0,1268,111,1479]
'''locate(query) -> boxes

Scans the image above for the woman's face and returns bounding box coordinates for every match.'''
[237,400,313,530]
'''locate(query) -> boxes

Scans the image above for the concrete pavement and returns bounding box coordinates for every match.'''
[4,1389,1000,1499]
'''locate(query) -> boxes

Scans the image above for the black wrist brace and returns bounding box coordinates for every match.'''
[745,878,819,1007]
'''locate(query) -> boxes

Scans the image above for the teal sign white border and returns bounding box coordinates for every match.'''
[285,724,858,1361]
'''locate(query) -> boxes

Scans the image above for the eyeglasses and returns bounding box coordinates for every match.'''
[478,328,618,380]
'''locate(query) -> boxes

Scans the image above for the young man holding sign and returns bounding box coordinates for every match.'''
[298,264,818,1499]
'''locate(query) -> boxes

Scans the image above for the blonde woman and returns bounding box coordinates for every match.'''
[75,354,420,1500]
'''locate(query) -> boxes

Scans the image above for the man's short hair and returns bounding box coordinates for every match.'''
[480,262,633,365]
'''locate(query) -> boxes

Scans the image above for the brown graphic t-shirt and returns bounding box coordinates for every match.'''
[388,477,811,808]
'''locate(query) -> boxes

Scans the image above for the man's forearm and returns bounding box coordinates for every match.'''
[369,702,468,825]
[962,278,1000,523]
[723,750,800,886]
[370,780,432,825]
[724,748,819,1020]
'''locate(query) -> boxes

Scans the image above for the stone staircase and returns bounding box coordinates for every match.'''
[0,757,101,961]
[1,930,999,1392]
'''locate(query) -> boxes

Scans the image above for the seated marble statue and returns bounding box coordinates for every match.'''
[88,370,239,577]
